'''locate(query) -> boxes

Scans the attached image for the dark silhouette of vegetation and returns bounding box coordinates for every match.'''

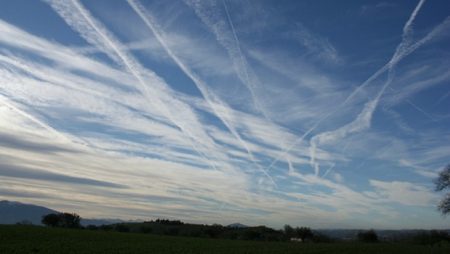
[41,213,81,228]
[59,213,81,228]
[312,233,333,243]
[284,225,314,242]
[86,225,98,230]
[99,224,113,231]
[296,227,313,242]
[155,219,184,225]
[114,224,130,232]
[284,224,295,238]
[204,224,223,238]
[435,164,450,215]
[85,219,293,242]
[38,214,448,245]
[137,225,153,234]
[357,229,378,242]
[41,214,60,227]
[412,230,450,245]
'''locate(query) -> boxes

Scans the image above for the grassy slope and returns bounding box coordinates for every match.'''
[1,225,449,254]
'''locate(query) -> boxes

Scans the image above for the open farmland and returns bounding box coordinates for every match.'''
[1,225,449,254]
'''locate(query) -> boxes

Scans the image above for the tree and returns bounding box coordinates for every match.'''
[42,213,60,227]
[59,213,81,228]
[284,224,295,238]
[295,227,313,242]
[434,164,450,215]
[41,212,81,228]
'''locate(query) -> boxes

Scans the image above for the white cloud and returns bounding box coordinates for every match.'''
[291,23,342,65]
[370,180,436,206]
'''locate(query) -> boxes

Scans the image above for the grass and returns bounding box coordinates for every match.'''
[1,225,449,254]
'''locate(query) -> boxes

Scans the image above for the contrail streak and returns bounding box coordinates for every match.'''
[184,0,268,117]
[45,0,219,170]
[266,0,449,174]
[184,0,292,176]
[127,0,276,186]
[308,0,426,176]
[221,0,267,117]
[0,94,73,144]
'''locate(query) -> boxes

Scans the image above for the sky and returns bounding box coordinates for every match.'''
[0,0,449,229]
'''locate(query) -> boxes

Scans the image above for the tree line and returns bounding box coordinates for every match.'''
[40,214,450,244]
[41,213,327,242]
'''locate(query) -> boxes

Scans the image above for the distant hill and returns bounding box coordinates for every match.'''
[0,200,58,225]
[0,200,122,226]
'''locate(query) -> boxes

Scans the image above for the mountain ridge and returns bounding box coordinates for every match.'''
[0,200,122,226]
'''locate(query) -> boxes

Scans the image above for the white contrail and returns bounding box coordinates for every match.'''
[0,94,72,144]
[266,0,449,174]
[386,86,437,121]
[221,0,266,116]
[184,0,292,174]
[221,0,288,171]
[402,0,427,41]
[45,0,218,170]
[321,163,336,178]
[127,0,276,186]
[308,0,426,175]
[183,0,267,117]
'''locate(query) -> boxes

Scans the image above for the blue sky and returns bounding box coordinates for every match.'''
[0,0,449,229]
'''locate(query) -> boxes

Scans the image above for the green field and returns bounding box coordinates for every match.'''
[1,225,449,254]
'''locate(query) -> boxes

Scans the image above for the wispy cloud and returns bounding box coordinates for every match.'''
[183,0,268,117]
[307,0,445,176]
[370,179,436,206]
[126,0,276,185]
[360,2,397,15]
[45,0,245,173]
[291,22,342,64]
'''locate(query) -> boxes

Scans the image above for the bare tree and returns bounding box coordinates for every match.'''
[435,164,450,215]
